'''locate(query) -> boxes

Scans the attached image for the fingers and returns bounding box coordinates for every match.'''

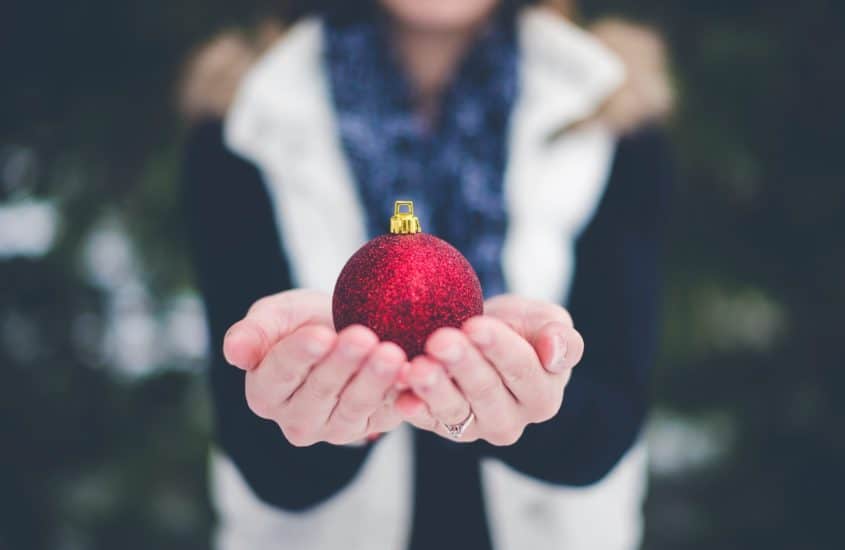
[461,316,581,424]
[403,301,583,446]
[246,324,407,446]
[531,322,585,373]
[236,292,582,449]
[394,390,428,418]
[232,290,415,447]
[524,301,574,330]
[484,294,573,339]
[481,295,584,375]
[425,328,519,443]
[395,389,478,442]
[223,319,270,372]
[405,355,472,427]
[287,325,379,432]
[365,393,405,437]
[462,316,545,402]
[365,403,402,438]
[244,324,335,420]
[329,342,406,432]
[225,290,332,370]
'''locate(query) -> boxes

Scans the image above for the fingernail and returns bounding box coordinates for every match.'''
[434,343,463,363]
[223,326,244,343]
[223,326,257,368]
[549,333,568,372]
[222,328,238,366]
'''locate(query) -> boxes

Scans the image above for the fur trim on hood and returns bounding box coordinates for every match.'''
[178,20,284,122]
[179,13,673,134]
[589,17,674,133]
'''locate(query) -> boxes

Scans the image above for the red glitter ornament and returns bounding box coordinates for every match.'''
[332,201,483,358]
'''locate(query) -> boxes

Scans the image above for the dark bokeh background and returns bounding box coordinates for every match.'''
[2,1,843,549]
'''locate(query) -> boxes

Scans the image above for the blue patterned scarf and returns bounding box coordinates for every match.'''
[324,12,519,298]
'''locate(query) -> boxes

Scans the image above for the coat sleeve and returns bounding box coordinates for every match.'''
[182,120,375,510]
[481,126,673,485]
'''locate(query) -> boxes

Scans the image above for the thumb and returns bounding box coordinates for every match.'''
[532,322,585,374]
[223,320,271,370]
[223,289,332,370]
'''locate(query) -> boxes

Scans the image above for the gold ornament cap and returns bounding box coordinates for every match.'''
[389,200,422,234]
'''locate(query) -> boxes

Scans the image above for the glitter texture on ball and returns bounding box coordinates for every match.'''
[332,201,483,358]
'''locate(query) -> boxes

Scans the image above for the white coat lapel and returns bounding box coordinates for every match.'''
[502,8,624,306]
[225,19,368,294]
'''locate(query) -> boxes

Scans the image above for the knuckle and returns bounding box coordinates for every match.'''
[248,399,273,419]
[526,385,563,422]
[248,295,274,315]
[486,434,503,446]
[412,412,438,432]
[244,380,275,419]
[469,377,502,403]
[500,417,520,436]
[501,363,529,386]
[324,431,353,446]
[371,414,400,434]
[278,367,301,387]
[333,408,359,427]
[487,426,523,447]
[282,425,313,447]
[306,378,337,401]
[444,404,469,424]
[534,397,562,422]
[486,431,509,446]
[543,303,573,327]
[342,396,373,419]
[507,428,525,445]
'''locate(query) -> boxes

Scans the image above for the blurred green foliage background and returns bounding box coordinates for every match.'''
[2,1,843,549]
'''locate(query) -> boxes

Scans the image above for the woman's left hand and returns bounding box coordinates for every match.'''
[394,294,584,445]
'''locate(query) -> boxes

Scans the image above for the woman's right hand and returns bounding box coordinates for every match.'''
[223,289,407,447]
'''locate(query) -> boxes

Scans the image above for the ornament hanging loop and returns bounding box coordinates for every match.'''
[390,200,422,234]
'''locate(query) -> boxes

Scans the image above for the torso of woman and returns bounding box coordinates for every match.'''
[183,7,672,550]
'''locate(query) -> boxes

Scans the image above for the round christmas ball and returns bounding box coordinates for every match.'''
[332,201,483,358]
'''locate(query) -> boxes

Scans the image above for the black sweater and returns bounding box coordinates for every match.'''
[183,120,671,550]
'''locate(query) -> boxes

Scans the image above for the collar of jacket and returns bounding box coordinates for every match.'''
[224,7,625,171]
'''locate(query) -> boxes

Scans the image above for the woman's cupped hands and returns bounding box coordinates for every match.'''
[223,289,583,447]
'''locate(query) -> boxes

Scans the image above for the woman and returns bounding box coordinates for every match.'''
[181,1,673,548]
